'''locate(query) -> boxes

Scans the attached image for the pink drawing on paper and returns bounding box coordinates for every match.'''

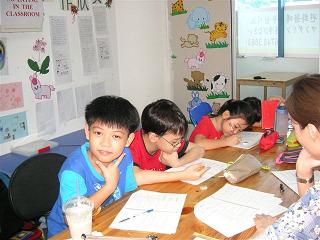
[0,82,24,112]
[184,48,206,69]
[27,38,54,100]
[29,73,55,99]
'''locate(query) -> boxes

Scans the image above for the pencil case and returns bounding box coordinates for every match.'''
[259,129,279,151]
[223,154,262,184]
[275,146,303,164]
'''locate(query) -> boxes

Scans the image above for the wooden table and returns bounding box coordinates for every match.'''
[236,72,305,100]
[50,144,299,240]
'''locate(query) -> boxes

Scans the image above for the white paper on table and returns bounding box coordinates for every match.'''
[165,158,228,185]
[110,190,186,234]
[272,170,320,194]
[233,131,264,149]
[194,184,287,238]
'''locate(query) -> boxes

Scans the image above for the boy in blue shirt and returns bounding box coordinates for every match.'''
[47,95,140,237]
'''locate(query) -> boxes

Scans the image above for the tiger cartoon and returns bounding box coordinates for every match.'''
[207,21,228,42]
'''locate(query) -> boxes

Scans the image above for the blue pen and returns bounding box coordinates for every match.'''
[118,209,154,223]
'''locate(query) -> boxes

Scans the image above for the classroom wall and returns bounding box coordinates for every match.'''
[114,0,172,114]
[0,1,118,155]
[0,0,172,156]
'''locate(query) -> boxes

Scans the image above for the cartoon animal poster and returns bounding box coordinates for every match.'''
[168,0,232,119]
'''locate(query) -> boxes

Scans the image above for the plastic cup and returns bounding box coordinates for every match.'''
[63,196,93,240]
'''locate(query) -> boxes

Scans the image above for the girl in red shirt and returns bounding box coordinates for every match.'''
[189,100,255,150]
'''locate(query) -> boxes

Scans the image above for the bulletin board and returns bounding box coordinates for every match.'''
[0,1,118,155]
[168,0,233,119]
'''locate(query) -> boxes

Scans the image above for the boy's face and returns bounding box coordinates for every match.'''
[85,121,134,164]
[156,132,184,154]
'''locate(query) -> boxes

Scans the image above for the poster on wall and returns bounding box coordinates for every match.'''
[57,88,76,124]
[78,16,98,76]
[168,0,233,121]
[49,16,73,85]
[36,100,56,136]
[0,0,44,32]
[0,82,24,112]
[0,38,8,76]
[0,112,28,144]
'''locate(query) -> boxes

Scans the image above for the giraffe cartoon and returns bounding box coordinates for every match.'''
[172,0,184,14]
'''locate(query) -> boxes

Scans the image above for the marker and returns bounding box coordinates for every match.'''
[38,145,50,153]
[118,209,154,223]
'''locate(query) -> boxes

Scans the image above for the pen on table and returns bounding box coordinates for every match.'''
[118,209,154,223]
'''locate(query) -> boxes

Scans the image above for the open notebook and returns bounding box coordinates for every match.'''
[232,131,264,149]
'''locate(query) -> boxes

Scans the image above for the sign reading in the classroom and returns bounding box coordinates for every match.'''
[0,0,44,32]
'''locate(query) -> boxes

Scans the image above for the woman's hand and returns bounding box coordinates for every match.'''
[254,214,277,232]
[296,149,320,174]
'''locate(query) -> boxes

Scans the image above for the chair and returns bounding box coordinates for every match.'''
[0,178,24,239]
[8,153,66,221]
[188,102,213,126]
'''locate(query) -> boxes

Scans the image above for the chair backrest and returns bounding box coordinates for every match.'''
[8,153,66,220]
[188,102,213,126]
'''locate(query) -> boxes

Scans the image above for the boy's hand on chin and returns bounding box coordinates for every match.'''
[160,151,181,167]
[96,153,125,191]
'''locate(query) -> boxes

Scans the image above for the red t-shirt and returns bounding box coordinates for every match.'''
[129,129,187,171]
[189,116,223,142]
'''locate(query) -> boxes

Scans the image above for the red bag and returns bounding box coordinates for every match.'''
[259,130,279,151]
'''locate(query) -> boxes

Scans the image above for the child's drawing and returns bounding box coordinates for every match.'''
[0,82,24,112]
[0,112,28,143]
[30,74,55,99]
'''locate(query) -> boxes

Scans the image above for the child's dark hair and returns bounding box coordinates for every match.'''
[141,99,188,136]
[243,97,261,123]
[85,95,140,134]
[217,99,255,125]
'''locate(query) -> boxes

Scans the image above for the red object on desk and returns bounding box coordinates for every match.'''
[37,146,50,154]
[259,130,279,151]
[261,100,279,129]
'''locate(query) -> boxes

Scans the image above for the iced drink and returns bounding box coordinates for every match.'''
[63,196,93,240]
